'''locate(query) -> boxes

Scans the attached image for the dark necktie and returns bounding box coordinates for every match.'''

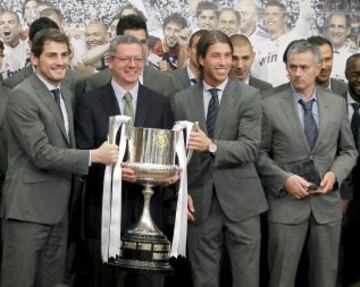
[50,88,61,108]
[299,99,318,150]
[206,88,219,138]
[351,103,360,147]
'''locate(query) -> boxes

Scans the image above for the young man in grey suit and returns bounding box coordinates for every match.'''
[173,30,268,287]
[75,15,176,99]
[229,34,272,91]
[257,39,358,287]
[0,29,118,287]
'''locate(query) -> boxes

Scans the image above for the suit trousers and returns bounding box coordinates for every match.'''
[268,214,341,287]
[1,214,68,287]
[188,192,261,287]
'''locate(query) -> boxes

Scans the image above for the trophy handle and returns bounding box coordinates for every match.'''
[185,121,199,164]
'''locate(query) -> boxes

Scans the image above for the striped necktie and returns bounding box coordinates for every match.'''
[206,88,219,138]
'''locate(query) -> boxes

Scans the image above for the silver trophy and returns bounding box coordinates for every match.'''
[114,127,178,272]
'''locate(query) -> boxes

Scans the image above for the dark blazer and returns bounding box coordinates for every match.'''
[75,66,176,99]
[2,65,83,108]
[1,74,89,224]
[173,78,268,225]
[249,75,273,91]
[75,82,174,238]
[257,85,358,224]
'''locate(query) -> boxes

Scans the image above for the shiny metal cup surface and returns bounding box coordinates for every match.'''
[127,127,177,185]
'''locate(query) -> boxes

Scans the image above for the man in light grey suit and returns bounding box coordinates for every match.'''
[75,15,176,98]
[173,30,268,287]
[257,39,358,287]
[0,29,118,287]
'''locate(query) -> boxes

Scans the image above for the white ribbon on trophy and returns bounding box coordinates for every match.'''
[101,115,131,262]
[171,121,195,258]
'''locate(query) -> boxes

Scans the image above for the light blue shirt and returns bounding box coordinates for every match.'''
[291,85,319,129]
[111,79,139,114]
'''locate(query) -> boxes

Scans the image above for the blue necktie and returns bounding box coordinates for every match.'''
[206,88,219,138]
[299,99,318,150]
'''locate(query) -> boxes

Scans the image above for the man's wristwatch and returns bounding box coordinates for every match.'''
[208,140,217,154]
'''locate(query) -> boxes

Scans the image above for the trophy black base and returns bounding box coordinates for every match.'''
[108,231,173,273]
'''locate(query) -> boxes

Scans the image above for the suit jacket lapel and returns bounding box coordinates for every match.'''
[135,85,150,127]
[62,87,74,146]
[190,83,206,131]
[214,79,236,138]
[314,89,331,150]
[280,87,310,149]
[30,74,69,143]
[100,82,121,117]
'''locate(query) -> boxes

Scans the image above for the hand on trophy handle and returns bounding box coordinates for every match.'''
[161,166,182,186]
[120,163,137,183]
[91,142,118,165]
[188,125,211,152]
[187,194,195,222]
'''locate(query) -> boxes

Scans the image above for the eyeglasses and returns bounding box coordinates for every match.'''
[111,56,144,65]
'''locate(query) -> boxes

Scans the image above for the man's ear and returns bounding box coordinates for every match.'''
[31,53,39,67]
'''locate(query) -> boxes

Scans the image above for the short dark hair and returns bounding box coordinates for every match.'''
[162,13,188,31]
[282,39,320,65]
[307,36,333,53]
[29,17,59,42]
[346,53,360,73]
[31,28,70,57]
[196,30,233,78]
[116,14,148,39]
[196,1,218,17]
[188,29,208,48]
[229,34,252,50]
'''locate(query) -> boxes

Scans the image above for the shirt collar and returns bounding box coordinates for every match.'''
[186,65,197,83]
[291,84,317,103]
[203,77,228,93]
[111,79,139,102]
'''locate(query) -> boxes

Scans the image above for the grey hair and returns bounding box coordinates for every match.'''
[108,35,143,57]
[283,39,321,65]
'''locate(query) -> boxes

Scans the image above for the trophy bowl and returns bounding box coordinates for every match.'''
[112,127,177,272]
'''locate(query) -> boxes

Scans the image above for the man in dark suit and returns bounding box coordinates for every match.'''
[169,30,206,92]
[230,34,272,91]
[308,36,348,96]
[341,53,360,286]
[257,39,358,287]
[2,17,83,102]
[75,15,176,99]
[173,30,268,287]
[0,29,118,287]
[75,35,174,287]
